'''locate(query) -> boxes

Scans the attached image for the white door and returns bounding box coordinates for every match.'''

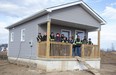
[75,30,85,40]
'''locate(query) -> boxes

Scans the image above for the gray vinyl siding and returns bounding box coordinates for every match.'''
[50,5,101,28]
[51,24,86,39]
[8,15,47,59]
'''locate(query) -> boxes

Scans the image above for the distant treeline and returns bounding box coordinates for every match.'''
[0,44,8,51]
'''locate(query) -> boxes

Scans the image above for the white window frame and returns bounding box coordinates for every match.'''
[10,32,14,42]
[75,30,85,40]
[21,29,25,42]
[61,29,71,38]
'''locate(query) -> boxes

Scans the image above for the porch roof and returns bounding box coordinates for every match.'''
[51,19,99,31]
[6,0,106,29]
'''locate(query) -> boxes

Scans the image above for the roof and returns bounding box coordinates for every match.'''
[6,0,106,29]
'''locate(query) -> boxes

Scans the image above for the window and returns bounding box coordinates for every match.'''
[10,32,14,42]
[21,29,25,41]
[61,29,71,39]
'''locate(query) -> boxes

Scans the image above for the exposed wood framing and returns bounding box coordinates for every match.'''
[46,21,51,58]
[98,30,100,57]
[70,44,73,57]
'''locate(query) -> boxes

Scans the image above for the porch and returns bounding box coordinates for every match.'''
[38,21,101,59]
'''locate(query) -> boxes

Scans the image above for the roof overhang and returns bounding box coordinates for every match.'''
[6,10,49,29]
[51,19,99,30]
[46,1,106,25]
[6,0,106,29]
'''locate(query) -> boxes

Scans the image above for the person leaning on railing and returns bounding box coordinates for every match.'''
[55,33,61,42]
[36,33,43,42]
[42,32,47,41]
[61,36,68,43]
[88,38,93,45]
[50,32,55,41]
[60,34,65,42]
[82,36,88,44]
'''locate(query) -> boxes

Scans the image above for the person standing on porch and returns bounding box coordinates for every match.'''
[42,32,47,41]
[82,36,88,44]
[61,36,68,43]
[75,35,82,56]
[50,32,55,41]
[61,34,65,42]
[37,33,42,42]
[88,38,93,45]
[55,33,60,42]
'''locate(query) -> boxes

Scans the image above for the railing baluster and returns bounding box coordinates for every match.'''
[81,44,84,58]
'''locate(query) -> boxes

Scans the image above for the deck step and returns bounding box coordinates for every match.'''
[75,56,100,75]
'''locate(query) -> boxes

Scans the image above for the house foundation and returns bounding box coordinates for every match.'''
[8,57,100,72]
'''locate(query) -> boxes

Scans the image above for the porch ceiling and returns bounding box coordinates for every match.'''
[51,19,99,31]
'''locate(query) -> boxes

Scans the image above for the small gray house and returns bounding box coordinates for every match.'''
[6,1,106,72]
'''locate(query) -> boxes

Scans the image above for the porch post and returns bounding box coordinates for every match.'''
[46,21,51,58]
[98,30,100,57]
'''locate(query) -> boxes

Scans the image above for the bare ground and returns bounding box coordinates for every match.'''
[0,51,116,75]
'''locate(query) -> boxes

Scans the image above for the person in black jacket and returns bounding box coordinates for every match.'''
[42,32,47,41]
[61,34,64,42]
[37,33,42,42]
[61,36,68,43]
[50,32,55,41]
[88,38,93,45]
[55,33,60,42]
[82,36,88,44]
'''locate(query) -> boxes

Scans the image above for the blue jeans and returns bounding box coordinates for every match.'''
[75,47,81,56]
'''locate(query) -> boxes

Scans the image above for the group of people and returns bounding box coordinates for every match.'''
[37,32,93,56]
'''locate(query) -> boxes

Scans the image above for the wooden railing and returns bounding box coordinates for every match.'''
[81,44,100,58]
[38,42,72,58]
[38,41,47,57]
[50,42,72,58]
[38,42,100,58]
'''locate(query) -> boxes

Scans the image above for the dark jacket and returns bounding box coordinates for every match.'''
[61,36,64,42]
[55,36,60,42]
[50,35,55,40]
[42,35,47,41]
[82,39,88,44]
[37,35,42,42]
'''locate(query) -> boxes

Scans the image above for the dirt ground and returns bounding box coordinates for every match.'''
[0,51,116,75]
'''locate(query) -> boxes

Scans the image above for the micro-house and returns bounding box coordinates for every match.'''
[6,1,106,72]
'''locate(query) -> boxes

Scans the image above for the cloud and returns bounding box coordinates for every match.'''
[102,5,116,19]
[101,25,116,41]
[88,24,116,50]
[0,22,8,44]
[0,22,8,33]
[0,0,74,44]
[111,2,116,6]
[0,0,71,17]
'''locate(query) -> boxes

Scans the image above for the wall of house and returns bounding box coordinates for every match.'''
[50,5,101,28]
[51,24,88,40]
[8,15,48,59]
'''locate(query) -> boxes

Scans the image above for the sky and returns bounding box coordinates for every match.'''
[0,0,116,50]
